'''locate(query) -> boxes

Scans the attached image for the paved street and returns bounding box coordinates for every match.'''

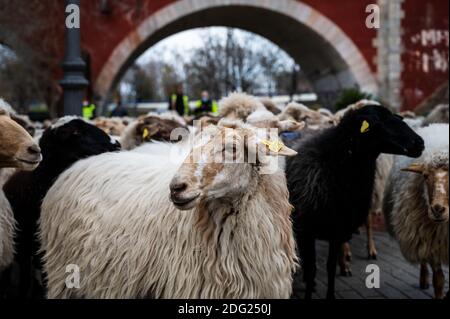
[292,230,449,299]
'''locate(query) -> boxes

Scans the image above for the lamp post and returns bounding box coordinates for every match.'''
[290,64,299,102]
[59,0,88,116]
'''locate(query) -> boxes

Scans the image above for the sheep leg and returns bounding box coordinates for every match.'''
[366,214,378,260]
[326,241,339,299]
[419,262,430,290]
[299,234,316,299]
[430,263,445,299]
[339,243,352,276]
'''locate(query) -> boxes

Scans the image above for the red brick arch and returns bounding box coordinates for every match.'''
[93,0,378,103]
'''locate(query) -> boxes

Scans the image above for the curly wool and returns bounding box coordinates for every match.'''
[0,190,14,271]
[279,103,335,129]
[385,124,449,265]
[0,101,19,269]
[219,92,266,120]
[371,154,394,214]
[259,98,281,115]
[0,98,15,115]
[0,167,16,271]
[39,143,297,299]
[118,119,142,150]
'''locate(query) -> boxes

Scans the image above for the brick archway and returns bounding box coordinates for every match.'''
[95,0,378,104]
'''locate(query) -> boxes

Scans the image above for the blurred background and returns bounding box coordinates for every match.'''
[0,0,448,119]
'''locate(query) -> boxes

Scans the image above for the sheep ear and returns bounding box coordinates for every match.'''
[401,163,424,174]
[360,120,370,133]
[138,124,159,140]
[277,145,298,157]
[277,120,305,132]
[260,139,297,157]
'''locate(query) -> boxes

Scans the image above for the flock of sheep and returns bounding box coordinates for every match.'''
[0,95,448,299]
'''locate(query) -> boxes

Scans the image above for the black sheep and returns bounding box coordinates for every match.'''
[1,117,121,298]
[286,105,424,299]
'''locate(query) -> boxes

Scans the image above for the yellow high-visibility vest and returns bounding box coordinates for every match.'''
[171,94,189,115]
[212,101,218,114]
[82,104,96,120]
[194,100,218,115]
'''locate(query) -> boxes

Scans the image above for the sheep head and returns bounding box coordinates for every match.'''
[246,108,305,132]
[219,92,266,120]
[279,102,335,129]
[0,109,42,170]
[135,116,186,143]
[169,124,296,210]
[334,99,381,124]
[41,117,121,164]
[402,162,449,223]
[341,104,424,158]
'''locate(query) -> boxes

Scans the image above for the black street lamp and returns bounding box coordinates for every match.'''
[59,0,88,116]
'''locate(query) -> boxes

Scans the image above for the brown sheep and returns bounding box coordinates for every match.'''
[120,115,187,150]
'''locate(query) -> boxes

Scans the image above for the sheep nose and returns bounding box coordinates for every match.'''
[27,144,41,155]
[170,181,188,195]
[432,204,445,217]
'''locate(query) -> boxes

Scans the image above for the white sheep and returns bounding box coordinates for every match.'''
[246,108,305,132]
[259,97,281,114]
[0,167,17,271]
[39,122,298,298]
[278,102,336,129]
[423,104,449,126]
[219,92,267,120]
[384,123,449,299]
[0,191,14,271]
[0,105,42,271]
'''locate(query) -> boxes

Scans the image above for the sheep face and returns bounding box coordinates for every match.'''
[346,105,425,158]
[170,125,296,210]
[403,164,449,222]
[40,119,121,163]
[0,111,42,170]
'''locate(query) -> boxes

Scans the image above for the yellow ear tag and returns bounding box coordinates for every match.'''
[360,120,370,133]
[261,139,284,153]
[142,128,150,139]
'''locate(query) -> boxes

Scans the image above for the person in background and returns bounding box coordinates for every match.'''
[193,90,218,116]
[82,100,96,120]
[170,84,189,116]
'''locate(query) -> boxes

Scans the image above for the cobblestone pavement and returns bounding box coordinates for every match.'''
[292,230,449,299]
